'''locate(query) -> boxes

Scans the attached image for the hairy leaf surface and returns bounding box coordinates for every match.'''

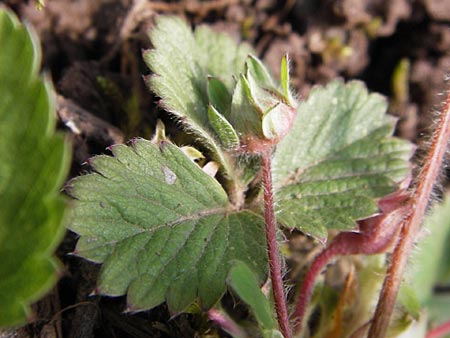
[272,80,413,239]
[67,139,267,313]
[143,16,251,176]
[0,8,70,326]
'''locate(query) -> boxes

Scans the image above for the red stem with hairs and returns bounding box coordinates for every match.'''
[367,87,450,338]
[261,151,292,338]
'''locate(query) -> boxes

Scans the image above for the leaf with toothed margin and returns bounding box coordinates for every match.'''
[67,138,267,313]
[143,16,252,176]
[272,80,414,240]
[0,8,71,327]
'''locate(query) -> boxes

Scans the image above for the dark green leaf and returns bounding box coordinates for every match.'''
[67,139,267,313]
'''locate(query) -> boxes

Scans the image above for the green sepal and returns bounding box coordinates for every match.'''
[207,105,240,150]
[280,54,294,105]
[246,54,274,89]
[207,76,232,118]
[262,102,297,140]
[230,74,264,138]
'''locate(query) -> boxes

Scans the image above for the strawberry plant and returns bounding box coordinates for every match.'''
[0,7,71,327]
[65,16,450,338]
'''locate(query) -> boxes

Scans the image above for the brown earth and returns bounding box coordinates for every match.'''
[1,0,449,337]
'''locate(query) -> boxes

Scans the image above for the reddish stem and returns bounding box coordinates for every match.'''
[427,320,450,338]
[368,89,450,338]
[261,152,292,338]
[292,203,407,334]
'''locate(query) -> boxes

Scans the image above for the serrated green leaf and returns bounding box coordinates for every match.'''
[272,80,413,238]
[228,261,275,330]
[67,139,267,313]
[208,105,240,149]
[143,16,251,176]
[195,25,251,91]
[0,8,70,327]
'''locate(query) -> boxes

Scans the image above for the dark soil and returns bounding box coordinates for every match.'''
[1,0,449,337]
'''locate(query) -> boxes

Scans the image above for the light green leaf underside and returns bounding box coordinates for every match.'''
[0,8,70,327]
[144,16,251,175]
[408,194,450,306]
[272,80,413,239]
[68,139,267,313]
[228,261,275,331]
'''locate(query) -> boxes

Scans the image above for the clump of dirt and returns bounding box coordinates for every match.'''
[2,0,449,337]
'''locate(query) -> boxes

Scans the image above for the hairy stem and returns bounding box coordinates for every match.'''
[368,88,450,338]
[261,152,291,338]
[292,193,409,334]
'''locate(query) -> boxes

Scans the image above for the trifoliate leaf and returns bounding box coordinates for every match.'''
[143,16,251,175]
[272,80,413,239]
[67,139,267,313]
[228,260,275,330]
[0,8,70,327]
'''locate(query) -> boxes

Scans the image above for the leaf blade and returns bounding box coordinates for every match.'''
[143,17,251,176]
[272,80,413,238]
[228,260,275,330]
[68,139,267,313]
[0,8,70,327]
